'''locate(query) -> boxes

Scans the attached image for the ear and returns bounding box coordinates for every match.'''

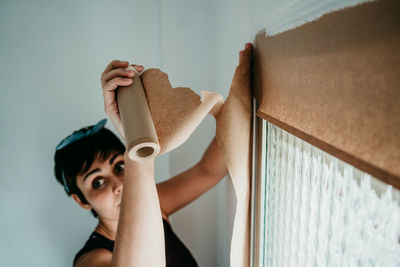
[71,193,92,210]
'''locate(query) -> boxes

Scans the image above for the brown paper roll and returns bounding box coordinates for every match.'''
[114,55,251,266]
[116,66,160,161]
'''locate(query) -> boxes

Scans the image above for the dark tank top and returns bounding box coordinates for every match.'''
[73,219,198,267]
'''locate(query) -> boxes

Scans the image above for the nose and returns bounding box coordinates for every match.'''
[113,177,123,194]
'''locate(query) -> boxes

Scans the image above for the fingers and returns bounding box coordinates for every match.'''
[101,60,145,92]
[102,60,129,77]
[103,68,135,84]
[240,42,252,55]
[239,42,253,64]
[101,60,144,83]
[103,76,133,92]
[130,64,144,73]
[100,59,140,142]
[245,42,253,50]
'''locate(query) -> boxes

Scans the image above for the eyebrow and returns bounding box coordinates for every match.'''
[83,153,120,182]
[83,168,100,182]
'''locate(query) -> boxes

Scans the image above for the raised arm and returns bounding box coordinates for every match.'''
[157,137,228,216]
[111,157,165,267]
[156,43,252,217]
[100,60,165,267]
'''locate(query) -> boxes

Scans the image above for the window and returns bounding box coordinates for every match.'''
[251,118,400,267]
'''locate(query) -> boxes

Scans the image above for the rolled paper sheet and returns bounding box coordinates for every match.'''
[140,69,224,155]
[116,66,161,161]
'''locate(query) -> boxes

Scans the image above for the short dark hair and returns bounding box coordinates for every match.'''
[54,125,125,218]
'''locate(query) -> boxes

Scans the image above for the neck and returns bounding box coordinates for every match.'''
[95,217,118,241]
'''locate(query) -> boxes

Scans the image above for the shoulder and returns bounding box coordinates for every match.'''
[162,212,170,223]
[73,232,114,267]
[74,248,112,267]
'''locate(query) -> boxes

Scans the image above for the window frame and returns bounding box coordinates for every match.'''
[250,98,267,267]
[250,97,400,267]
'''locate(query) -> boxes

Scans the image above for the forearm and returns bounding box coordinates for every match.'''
[199,137,228,182]
[156,137,228,216]
[111,156,165,267]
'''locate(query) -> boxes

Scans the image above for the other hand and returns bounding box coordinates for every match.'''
[100,60,144,141]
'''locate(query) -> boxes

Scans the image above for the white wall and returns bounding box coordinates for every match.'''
[158,1,220,266]
[0,0,225,266]
[0,1,165,266]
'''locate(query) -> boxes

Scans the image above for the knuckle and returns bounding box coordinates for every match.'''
[112,78,121,86]
[105,83,113,91]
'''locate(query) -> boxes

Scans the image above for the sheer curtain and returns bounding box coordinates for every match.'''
[260,122,400,267]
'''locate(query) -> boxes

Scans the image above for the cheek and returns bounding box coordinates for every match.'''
[87,189,114,210]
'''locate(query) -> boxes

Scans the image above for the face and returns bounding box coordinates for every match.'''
[74,152,125,221]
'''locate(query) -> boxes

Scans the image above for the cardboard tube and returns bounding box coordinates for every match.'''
[116,66,160,161]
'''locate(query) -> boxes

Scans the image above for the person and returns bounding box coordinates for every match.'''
[53,60,229,267]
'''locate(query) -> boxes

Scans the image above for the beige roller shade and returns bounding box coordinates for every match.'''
[254,0,400,189]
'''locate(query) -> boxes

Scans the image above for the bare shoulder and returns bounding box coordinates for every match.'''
[74,248,112,267]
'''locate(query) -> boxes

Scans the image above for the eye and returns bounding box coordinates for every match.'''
[92,177,105,189]
[115,161,125,173]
